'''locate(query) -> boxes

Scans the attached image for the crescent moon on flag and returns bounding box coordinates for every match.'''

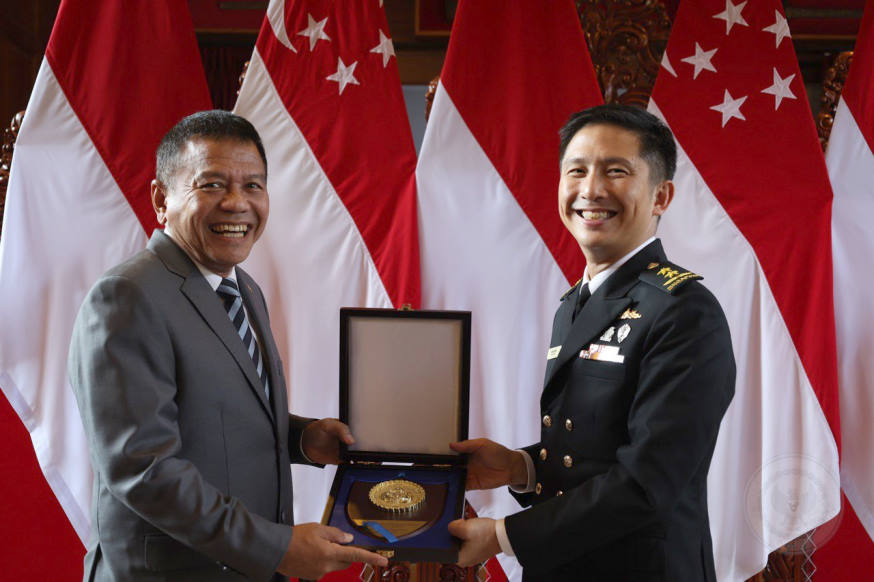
[267,0,297,53]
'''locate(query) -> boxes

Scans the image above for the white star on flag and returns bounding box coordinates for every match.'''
[326,57,360,94]
[370,30,395,68]
[761,68,796,109]
[650,1,842,578]
[710,89,747,126]
[763,10,791,48]
[681,43,718,79]
[713,0,749,34]
[297,13,330,51]
[661,52,677,77]
[234,3,424,573]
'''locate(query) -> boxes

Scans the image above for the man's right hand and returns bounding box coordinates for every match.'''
[450,439,528,490]
[277,523,388,579]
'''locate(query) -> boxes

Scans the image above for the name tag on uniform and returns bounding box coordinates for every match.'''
[547,346,561,360]
[580,343,625,363]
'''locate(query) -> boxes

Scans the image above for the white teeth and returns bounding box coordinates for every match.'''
[580,210,613,220]
[212,224,248,237]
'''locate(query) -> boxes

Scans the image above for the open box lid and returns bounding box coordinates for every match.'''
[339,308,470,465]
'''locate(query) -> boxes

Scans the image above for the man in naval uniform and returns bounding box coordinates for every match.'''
[448,104,735,581]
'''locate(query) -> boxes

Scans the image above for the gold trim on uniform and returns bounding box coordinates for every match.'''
[620,308,642,319]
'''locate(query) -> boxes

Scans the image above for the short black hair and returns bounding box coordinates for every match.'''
[558,104,677,183]
[155,110,267,184]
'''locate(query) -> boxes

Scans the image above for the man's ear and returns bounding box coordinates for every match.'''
[652,180,675,217]
[151,179,168,226]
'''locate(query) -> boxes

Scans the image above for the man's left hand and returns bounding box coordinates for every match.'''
[301,418,354,464]
[448,517,500,567]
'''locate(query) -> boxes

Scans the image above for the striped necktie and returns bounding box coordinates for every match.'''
[216,278,270,400]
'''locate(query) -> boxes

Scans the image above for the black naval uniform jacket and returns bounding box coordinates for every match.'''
[504,239,735,582]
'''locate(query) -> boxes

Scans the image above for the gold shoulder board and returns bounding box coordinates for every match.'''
[639,261,702,294]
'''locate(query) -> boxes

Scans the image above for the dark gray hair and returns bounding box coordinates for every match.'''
[155,110,267,184]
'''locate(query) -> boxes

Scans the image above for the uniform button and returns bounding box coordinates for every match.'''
[535,482,542,495]
[563,455,573,468]
[556,490,563,496]
[539,448,547,461]
[565,418,574,431]
[542,415,552,428]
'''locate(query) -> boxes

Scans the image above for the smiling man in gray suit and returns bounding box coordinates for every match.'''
[69,110,387,581]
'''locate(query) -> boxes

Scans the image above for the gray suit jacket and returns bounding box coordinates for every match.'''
[69,230,312,581]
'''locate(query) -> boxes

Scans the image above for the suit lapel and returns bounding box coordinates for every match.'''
[237,269,288,427]
[541,240,667,405]
[148,231,275,421]
[541,294,631,406]
[543,287,576,384]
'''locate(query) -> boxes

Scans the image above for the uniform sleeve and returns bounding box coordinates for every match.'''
[69,275,291,581]
[504,286,735,570]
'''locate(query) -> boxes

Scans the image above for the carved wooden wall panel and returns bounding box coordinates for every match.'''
[576,0,672,107]
[0,110,24,242]
[817,51,854,150]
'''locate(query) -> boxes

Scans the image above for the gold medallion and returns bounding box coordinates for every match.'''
[368,479,426,512]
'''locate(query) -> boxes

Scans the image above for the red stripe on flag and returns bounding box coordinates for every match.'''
[254,1,420,308]
[45,0,212,233]
[652,0,840,443]
[842,1,874,152]
[439,0,603,284]
[0,396,84,579]
[816,502,874,579]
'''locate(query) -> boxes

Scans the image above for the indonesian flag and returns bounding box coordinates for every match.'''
[649,1,841,579]
[0,0,211,576]
[232,0,420,537]
[815,1,874,576]
[416,1,602,578]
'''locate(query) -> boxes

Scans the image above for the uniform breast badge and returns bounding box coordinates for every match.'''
[620,308,641,319]
[617,323,631,343]
[369,479,426,512]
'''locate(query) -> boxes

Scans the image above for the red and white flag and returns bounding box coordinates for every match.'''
[0,0,211,576]
[416,1,602,578]
[649,1,841,579]
[233,0,420,535]
[820,0,874,572]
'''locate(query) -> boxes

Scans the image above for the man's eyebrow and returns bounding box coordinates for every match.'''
[561,156,587,167]
[193,170,227,181]
[600,156,634,166]
[193,170,267,181]
[561,156,633,167]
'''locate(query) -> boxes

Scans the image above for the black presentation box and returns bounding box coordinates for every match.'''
[321,308,470,563]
